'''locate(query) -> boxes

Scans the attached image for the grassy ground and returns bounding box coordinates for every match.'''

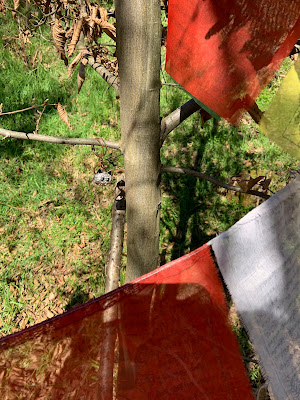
[0,6,121,333]
[1,4,299,391]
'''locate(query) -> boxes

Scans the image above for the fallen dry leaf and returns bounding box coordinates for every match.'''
[79,236,86,248]
[46,309,54,319]
[53,169,61,177]
[246,176,264,191]
[260,178,272,191]
[49,293,56,301]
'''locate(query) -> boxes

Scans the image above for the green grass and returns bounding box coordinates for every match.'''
[0,9,300,394]
[0,7,120,334]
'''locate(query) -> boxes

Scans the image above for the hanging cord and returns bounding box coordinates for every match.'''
[92,138,113,185]
[91,137,107,174]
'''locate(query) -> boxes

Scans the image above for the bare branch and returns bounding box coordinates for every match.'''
[6,7,30,21]
[105,177,125,293]
[85,54,120,96]
[34,103,47,134]
[248,103,263,124]
[0,128,120,150]
[97,178,125,399]
[160,99,201,145]
[0,102,55,116]
[160,99,264,145]
[161,165,270,200]
[161,82,180,87]
[34,5,60,27]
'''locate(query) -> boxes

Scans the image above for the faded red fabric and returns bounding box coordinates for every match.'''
[0,245,254,399]
[166,0,300,124]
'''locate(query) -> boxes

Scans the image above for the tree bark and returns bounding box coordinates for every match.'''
[97,179,125,400]
[0,128,120,150]
[160,99,201,145]
[115,0,161,281]
[105,178,126,293]
[85,54,120,96]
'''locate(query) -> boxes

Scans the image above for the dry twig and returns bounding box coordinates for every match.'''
[161,165,270,200]
[34,100,48,133]
[0,101,55,116]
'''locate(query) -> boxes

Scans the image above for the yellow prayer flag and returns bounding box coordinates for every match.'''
[260,59,300,159]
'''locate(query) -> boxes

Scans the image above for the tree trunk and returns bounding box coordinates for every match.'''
[115,0,162,281]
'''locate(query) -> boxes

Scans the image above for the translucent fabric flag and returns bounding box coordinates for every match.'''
[166,0,300,124]
[0,245,254,400]
[260,58,300,160]
[211,177,300,400]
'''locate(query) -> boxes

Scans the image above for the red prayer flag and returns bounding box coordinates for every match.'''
[0,245,254,399]
[166,0,300,124]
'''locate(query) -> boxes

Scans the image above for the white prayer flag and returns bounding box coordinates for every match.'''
[211,178,300,400]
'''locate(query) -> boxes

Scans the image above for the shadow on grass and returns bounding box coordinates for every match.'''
[160,89,250,261]
[0,20,74,159]
[64,287,90,311]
